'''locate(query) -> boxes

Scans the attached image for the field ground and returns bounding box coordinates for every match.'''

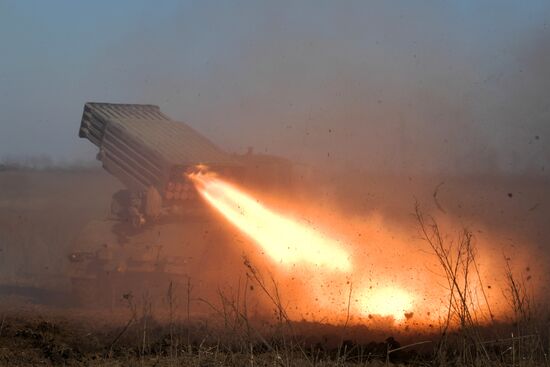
[0,305,422,366]
[0,167,549,365]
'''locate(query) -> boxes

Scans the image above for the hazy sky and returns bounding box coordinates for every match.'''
[0,1,548,173]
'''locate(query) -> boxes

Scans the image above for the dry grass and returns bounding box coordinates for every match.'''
[415,203,549,366]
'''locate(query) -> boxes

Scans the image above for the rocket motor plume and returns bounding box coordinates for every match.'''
[188,171,351,271]
[188,170,415,323]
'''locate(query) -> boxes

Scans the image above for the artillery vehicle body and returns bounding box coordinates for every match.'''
[70,103,293,304]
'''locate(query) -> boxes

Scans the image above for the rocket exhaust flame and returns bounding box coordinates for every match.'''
[188,170,417,323]
[188,171,351,271]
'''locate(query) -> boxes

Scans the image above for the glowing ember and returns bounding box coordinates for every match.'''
[188,171,351,271]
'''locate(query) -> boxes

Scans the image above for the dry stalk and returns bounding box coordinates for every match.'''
[501,256,548,364]
[415,203,490,363]
[108,292,138,357]
[242,256,313,366]
[165,281,178,361]
[503,256,532,328]
[186,276,192,349]
[198,290,280,362]
[139,292,152,361]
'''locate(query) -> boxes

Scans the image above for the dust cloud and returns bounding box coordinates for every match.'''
[0,1,549,334]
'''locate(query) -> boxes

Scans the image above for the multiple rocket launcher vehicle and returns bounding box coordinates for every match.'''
[70,102,292,303]
[78,102,237,225]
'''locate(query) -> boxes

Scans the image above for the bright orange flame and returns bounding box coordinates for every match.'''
[188,171,421,324]
[188,171,351,271]
[357,286,414,322]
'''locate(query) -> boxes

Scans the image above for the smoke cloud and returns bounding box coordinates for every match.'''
[0,1,548,174]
